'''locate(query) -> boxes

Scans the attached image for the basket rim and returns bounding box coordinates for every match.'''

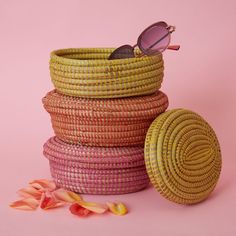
[50,47,163,65]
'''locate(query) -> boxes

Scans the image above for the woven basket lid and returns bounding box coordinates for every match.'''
[43,136,145,168]
[144,109,222,205]
[42,90,168,121]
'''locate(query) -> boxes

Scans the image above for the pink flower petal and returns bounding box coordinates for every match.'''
[40,192,65,210]
[53,188,83,203]
[10,198,39,211]
[29,179,56,192]
[69,203,92,217]
[17,186,42,200]
[106,202,128,216]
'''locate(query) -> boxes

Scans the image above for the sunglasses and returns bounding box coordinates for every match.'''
[108,21,180,60]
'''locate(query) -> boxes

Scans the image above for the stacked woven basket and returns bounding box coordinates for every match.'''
[42,48,222,204]
[42,48,168,195]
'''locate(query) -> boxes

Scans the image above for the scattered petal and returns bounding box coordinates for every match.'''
[10,198,39,211]
[10,179,129,217]
[40,192,65,210]
[69,203,92,217]
[53,188,82,203]
[29,179,56,192]
[17,186,42,200]
[67,191,83,202]
[53,189,107,213]
[79,201,108,214]
[106,202,128,216]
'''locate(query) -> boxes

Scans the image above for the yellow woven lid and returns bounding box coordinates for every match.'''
[144,109,222,205]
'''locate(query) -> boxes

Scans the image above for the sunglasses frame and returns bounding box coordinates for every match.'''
[108,21,179,60]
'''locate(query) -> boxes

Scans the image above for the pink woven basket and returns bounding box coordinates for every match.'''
[50,163,148,186]
[43,137,149,195]
[42,90,168,147]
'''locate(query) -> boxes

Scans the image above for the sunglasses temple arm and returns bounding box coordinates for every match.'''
[136,45,179,57]
[167,45,180,50]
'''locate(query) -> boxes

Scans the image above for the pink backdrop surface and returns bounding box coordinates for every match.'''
[1,0,236,235]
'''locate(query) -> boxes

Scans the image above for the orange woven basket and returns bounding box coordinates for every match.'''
[42,90,168,147]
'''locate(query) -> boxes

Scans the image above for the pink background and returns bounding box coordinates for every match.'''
[1,0,236,235]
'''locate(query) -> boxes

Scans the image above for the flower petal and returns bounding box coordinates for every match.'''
[10,198,39,211]
[40,192,65,210]
[67,191,83,202]
[106,202,128,216]
[79,201,108,214]
[69,203,92,217]
[17,186,42,200]
[53,188,83,203]
[29,179,56,191]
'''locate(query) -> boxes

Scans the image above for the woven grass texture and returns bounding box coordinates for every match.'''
[42,90,168,147]
[144,109,222,205]
[50,48,164,98]
[43,137,149,195]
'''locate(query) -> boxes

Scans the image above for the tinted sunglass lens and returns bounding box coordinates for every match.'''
[108,45,134,60]
[156,21,168,27]
[139,25,170,55]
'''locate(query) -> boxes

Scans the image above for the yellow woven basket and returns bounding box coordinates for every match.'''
[144,109,222,205]
[50,48,164,98]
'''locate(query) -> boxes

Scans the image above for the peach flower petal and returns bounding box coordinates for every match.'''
[67,191,83,202]
[9,198,39,211]
[106,202,128,216]
[78,201,108,214]
[53,189,106,213]
[29,179,56,191]
[53,188,83,203]
[17,186,42,200]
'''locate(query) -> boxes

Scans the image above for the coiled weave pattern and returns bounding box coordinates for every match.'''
[42,90,168,147]
[44,137,149,195]
[50,48,164,98]
[144,109,222,205]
